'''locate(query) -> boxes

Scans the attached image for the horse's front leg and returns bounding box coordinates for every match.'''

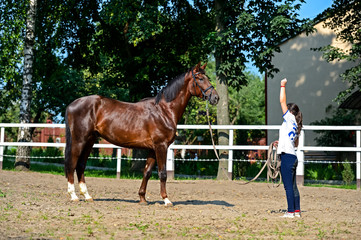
[138,151,156,205]
[155,145,173,207]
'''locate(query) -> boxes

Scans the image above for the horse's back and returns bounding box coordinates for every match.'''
[67,95,102,113]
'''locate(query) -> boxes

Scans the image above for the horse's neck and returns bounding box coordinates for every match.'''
[163,88,192,125]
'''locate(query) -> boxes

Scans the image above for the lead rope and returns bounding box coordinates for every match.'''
[241,141,282,186]
[206,102,220,160]
[206,102,281,185]
[266,142,282,187]
[206,102,232,180]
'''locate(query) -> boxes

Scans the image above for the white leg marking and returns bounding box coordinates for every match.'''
[68,182,79,201]
[164,198,173,206]
[79,182,93,201]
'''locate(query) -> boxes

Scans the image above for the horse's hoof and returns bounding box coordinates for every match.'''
[70,198,79,202]
[85,198,93,202]
[164,198,173,207]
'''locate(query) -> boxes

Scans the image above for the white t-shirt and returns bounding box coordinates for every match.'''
[277,110,298,156]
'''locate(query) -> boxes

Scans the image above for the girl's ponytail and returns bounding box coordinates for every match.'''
[287,103,303,147]
[295,111,303,136]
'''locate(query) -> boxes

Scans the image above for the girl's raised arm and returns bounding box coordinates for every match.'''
[280,78,288,114]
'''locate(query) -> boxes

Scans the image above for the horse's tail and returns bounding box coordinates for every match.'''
[64,109,72,178]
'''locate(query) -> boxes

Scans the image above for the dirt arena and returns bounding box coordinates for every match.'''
[1,171,360,239]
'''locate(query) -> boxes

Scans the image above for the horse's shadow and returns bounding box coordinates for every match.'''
[94,198,234,207]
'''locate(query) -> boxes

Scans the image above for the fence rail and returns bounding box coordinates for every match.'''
[0,123,360,190]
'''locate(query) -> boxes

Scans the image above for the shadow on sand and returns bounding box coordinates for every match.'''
[94,198,234,207]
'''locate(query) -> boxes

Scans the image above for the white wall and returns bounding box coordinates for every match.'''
[267,21,355,145]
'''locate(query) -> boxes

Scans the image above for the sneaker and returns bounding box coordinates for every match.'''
[294,212,301,218]
[281,212,295,218]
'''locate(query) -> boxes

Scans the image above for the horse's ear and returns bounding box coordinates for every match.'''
[201,63,207,70]
[195,62,201,72]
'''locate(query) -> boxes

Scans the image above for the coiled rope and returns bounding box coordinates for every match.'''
[238,141,281,186]
[206,102,281,186]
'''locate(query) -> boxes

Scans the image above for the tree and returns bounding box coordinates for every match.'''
[317,0,361,103]
[229,72,265,126]
[97,0,213,101]
[311,107,361,147]
[0,1,98,124]
[15,0,37,170]
[209,0,313,179]
[1,1,313,175]
[214,0,231,179]
[0,1,26,118]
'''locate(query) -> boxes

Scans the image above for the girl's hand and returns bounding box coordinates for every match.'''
[280,78,287,86]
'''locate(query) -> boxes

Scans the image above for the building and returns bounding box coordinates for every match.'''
[266,19,357,146]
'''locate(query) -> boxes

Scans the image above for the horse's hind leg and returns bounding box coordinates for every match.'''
[65,143,82,202]
[65,138,95,201]
[138,151,156,205]
[76,139,96,201]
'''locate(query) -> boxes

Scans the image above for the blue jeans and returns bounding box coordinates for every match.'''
[280,153,300,213]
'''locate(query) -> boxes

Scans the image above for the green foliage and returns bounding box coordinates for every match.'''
[210,0,314,89]
[311,106,361,146]
[305,162,357,183]
[0,1,26,116]
[0,0,314,124]
[317,1,361,103]
[229,72,265,126]
[306,164,339,181]
[229,72,265,178]
[342,162,355,185]
[237,161,267,180]
[87,154,117,169]
[98,0,213,101]
[175,160,218,177]
[1,1,314,176]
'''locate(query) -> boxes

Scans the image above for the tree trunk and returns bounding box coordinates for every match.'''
[215,0,231,180]
[15,0,37,171]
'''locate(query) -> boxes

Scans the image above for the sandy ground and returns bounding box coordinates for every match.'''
[0,170,360,239]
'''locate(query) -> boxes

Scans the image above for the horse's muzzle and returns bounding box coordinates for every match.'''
[209,92,219,105]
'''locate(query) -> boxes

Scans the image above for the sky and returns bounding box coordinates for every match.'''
[246,0,334,76]
[298,0,333,19]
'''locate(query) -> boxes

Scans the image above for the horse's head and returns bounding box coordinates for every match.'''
[189,62,219,105]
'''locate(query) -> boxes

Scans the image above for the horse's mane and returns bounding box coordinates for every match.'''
[155,69,187,104]
[154,67,206,104]
[140,73,186,103]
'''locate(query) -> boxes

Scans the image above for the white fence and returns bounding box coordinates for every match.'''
[0,123,360,189]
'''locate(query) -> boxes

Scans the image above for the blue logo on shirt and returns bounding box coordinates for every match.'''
[288,123,297,141]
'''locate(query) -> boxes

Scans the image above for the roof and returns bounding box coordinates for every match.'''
[339,90,361,109]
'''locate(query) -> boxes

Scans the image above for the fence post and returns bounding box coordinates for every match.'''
[357,130,360,190]
[228,129,234,180]
[167,144,174,180]
[116,148,121,179]
[0,127,4,170]
[296,129,305,186]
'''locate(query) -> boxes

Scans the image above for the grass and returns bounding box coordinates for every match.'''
[304,183,357,190]
[1,158,358,190]
[1,158,154,180]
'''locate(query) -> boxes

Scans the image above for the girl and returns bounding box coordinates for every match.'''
[278,78,303,218]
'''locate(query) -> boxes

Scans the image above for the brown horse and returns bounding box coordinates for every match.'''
[64,62,219,206]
